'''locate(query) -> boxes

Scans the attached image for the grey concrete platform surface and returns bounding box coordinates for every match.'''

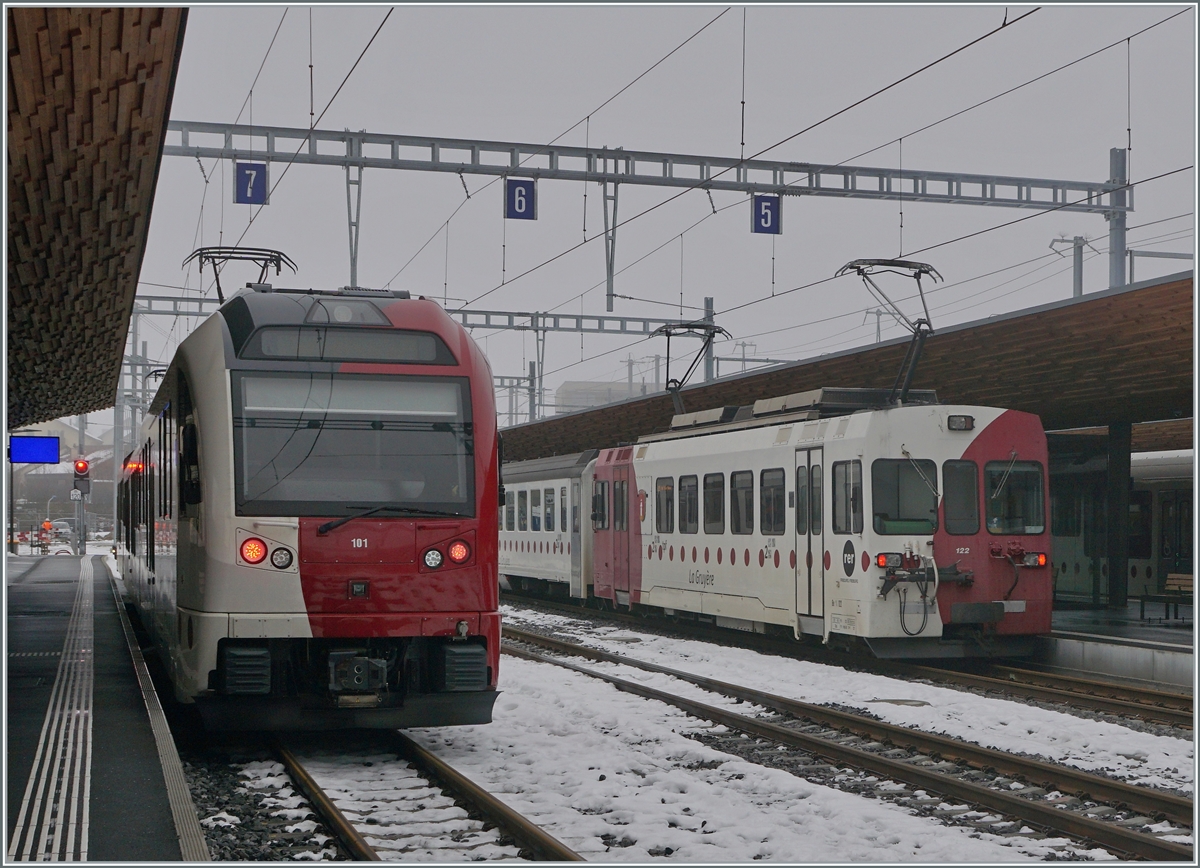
[6,554,205,860]
[1042,602,1193,691]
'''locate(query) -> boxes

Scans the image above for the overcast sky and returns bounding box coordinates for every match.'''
[131,3,1195,422]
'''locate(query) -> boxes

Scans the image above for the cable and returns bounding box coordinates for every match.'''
[384,7,732,288]
[463,7,1040,308]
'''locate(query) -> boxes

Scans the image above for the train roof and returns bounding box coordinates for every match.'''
[638,387,939,444]
[502,449,599,482]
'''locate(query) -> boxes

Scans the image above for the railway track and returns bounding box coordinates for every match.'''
[501,592,1193,728]
[502,627,1193,861]
[275,734,582,861]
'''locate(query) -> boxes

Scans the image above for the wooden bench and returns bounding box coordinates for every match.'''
[1140,573,1193,620]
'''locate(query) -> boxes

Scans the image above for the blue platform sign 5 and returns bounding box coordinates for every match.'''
[752,194,782,234]
[505,178,537,220]
[234,162,269,205]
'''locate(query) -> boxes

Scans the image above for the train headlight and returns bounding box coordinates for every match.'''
[270,547,294,569]
[423,548,444,569]
[447,540,471,564]
[876,552,902,568]
[947,415,975,431]
[240,537,268,564]
[1023,552,1047,567]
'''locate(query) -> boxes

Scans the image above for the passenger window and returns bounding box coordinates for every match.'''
[530,489,541,531]
[572,483,580,533]
[612,480,626,531]
[518,490,528,531]
[833,460,864,534]
[703,473,724,534]
[796,466,809,535]
[655,477,675,534]
[942,460,979,535]
[810,465,823,534]
[760,468,786,535]
[592,481,609,530]
[560,486,567,533]
[544,488,555,532]
[730,471,754,535]
[679,475,699,534]
[505,490,515,531]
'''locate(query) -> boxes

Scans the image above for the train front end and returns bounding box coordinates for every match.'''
[186,287,499,730]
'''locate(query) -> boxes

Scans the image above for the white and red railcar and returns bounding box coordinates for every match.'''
[501,388,1052,658]
[118,285,500,729]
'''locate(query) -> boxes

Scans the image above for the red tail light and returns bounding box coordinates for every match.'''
[240,537,268,564]
[876,553,901,568]
[1023,552,1048,567]
[447,540,471,564]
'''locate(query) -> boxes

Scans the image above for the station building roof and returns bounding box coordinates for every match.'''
[6,8,188,428]
[502,271,1193,462]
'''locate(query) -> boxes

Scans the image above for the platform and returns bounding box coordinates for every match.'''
[1042,601,1193,691]
[5,554,207,860]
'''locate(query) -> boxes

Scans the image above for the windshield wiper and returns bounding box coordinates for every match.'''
[317,505,464,535]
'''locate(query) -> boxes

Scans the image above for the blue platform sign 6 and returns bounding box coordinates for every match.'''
[505,178,537,220]
[751,194,782,234]
[234,162,269,205]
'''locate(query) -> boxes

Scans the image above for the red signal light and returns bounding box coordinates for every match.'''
[447,540,471,564]
[74,459,89,474]
[240,537,268,564]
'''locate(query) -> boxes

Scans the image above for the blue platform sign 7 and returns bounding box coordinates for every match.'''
[751,194,782,234]
[234,162,269,205]
[505,178,537,220]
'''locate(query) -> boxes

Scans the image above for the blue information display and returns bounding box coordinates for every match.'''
[505,178,537,220]
[9,436,59,464]
[234,162,269,205]
[751,194,782,235]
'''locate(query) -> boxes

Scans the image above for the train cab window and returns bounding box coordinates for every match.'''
[985,460,1045,534]
[942,460,979,535]
[679,476,699,534]
[613,480,628,531]
[518,490,528,531]
[871,459,932,534]
[703,474,725,534]
[730,471,754,535]
[530,489,542,531]
[760,468,786,535]
[544,488,555,532]
[834,461,865,534]
[505,490,515,531]
[561,487,568,533]
[655,478,675,534]
[592,481,609,530]
[796,467,809,535]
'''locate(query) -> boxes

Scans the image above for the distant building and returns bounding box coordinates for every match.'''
[554,380,649,415]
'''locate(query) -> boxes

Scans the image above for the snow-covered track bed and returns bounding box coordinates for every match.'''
[501,592,1193,730]
[503,633,1193,861]
[281,733,582,861]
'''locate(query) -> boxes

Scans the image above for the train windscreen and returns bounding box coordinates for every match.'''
[231,372,474,516]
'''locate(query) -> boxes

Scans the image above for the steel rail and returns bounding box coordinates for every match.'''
[390,732,585,862]
[275,743,380,861]
[985,664,1194,709]
[504,627,1192,824]
[503,643,1193,861]
[501,593,1193,727]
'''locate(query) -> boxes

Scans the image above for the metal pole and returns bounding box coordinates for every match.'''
[1072,236,1084,297]
[527,361,537,423]
[113,387,122,541]
[602,178,619,312]
[703,297,714,382]
[627,355,634,396]
[654,355,661,391]
[77,413,86,555]
[8,444,14,554]
[1107,148,1127,290]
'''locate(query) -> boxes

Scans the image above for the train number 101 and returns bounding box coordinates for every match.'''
[351,538,369,548]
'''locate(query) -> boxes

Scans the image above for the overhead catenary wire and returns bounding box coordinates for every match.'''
[463,7,1041,308]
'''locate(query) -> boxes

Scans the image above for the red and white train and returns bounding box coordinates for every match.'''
[117,283,500,729]
[500,388,1052,658]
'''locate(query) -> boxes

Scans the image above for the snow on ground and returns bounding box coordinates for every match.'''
[402,655,1112,862]
[503,606,1194,795]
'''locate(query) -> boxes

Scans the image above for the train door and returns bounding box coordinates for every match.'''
[1158,490,1194,585]
[795,448,825,619]
[612,463,631,605]
[570,481,582,597]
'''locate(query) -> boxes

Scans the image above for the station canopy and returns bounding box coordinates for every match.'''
[6,8,188,428]
[502,271,1193,462]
